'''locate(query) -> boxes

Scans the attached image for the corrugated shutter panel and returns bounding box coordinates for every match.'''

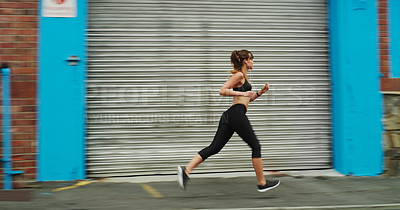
[86,0,332,178]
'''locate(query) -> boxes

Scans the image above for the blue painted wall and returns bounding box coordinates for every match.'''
[38,0,87,181]
[389,0,400,78]
[329,0,383,175]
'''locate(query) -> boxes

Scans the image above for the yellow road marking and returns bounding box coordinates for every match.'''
[140,184,164,198]
[53,181,93,192]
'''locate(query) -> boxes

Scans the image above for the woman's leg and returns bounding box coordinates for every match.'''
[185,154,203,175]
[231,114,266,185]
[188,112,234,175]
[178,112,234,190]
[252,158,266,186]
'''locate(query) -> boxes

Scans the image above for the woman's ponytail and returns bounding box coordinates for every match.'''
[230,50,242,71]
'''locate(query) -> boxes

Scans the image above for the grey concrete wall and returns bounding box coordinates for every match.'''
[383,92,400,176]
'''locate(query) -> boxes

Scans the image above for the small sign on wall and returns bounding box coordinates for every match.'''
[42,0,77,17]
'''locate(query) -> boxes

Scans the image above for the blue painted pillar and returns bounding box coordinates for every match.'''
[38,0,87,181]
[1,65,12,189]
[329,0,383,175]
[1,64,24,189]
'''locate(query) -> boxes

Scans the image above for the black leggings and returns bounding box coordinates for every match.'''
[198,104,261,160]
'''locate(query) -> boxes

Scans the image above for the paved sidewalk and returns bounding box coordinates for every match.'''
[0,171,400,210]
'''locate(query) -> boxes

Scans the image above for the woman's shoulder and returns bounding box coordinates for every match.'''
[232,72,244,79]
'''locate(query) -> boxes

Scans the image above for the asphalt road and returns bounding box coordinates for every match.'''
[0,175,400,210]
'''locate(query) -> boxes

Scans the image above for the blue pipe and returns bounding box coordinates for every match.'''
[1,63,23,190]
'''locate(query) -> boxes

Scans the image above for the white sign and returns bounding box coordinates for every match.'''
[42,0,77,17]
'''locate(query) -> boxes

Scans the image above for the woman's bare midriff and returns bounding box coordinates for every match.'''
[232,96,250,110]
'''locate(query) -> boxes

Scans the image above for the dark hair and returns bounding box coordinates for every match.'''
[230,49,253,71]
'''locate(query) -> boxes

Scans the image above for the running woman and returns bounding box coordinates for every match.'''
[178,49,280,192]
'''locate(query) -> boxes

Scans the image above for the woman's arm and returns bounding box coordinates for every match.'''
[219,72,250,97]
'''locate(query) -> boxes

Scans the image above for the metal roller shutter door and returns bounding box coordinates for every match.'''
[86,0,332,178]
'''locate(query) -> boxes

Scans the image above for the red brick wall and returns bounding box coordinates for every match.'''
[379,0,400,91]
[0,0,38,188]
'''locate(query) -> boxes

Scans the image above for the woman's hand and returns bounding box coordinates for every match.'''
[247,91,258,102]
[243,91,258,102]
[241,91,250,97]
[260,82,270,94]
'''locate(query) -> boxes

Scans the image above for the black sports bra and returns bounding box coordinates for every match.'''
[233,79,252,92]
